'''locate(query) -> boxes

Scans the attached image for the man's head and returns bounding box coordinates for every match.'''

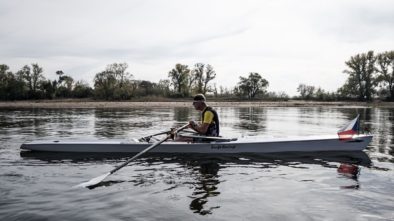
[192,94,206,111]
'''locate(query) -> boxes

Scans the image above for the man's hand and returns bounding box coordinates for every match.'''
[169,127,176,140]
[189,120,197,129]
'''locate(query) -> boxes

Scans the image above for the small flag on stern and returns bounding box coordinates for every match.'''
[338,115,360,140]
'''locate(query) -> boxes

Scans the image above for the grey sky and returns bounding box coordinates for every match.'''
[1,0,393,95]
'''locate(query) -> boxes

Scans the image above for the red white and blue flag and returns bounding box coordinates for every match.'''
[338,115,360,140]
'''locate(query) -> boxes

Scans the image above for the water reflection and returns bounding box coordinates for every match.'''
[0,109,50,137]
[296,107,326,126]
[234,107,267,132]
[337,163,360,189]
[20,151,372,215]
[94,109,154,138]
[188,160,221,215]
[173,107,192,122]
[367,108,394,159]
[0,109,93,138]
[19,151,371,166]
[388,109,394,157]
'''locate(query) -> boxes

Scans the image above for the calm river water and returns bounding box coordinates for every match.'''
[0,106,393,220]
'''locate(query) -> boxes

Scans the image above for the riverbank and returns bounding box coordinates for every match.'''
[0,99,392,108]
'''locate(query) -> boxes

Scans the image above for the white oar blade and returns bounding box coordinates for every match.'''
[74,172,111,188]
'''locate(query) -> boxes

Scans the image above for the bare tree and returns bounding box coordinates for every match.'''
[376,51,394,100]
[193,63,216,94]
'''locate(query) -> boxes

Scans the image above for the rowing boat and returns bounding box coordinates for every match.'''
[20,116,373,153]
[20,134,372,153]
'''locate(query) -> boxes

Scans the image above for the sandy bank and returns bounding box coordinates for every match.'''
[0,100,391,109]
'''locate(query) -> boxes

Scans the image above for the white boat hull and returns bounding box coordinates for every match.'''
[20,135,372,153]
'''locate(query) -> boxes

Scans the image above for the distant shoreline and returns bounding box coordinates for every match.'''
[0,99,392,108]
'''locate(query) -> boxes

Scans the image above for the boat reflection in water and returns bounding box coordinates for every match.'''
[188,160,221,215]
[20,151,372,215]
[337,163,361,189]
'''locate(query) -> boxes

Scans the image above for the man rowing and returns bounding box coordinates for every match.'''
[142,94,220,143]
[188,94,220,137]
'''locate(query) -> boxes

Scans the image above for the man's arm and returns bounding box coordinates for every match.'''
[189,110,214,135]
[190,122,209,135]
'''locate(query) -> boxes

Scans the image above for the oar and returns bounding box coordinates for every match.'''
[75,123,189,188]
[139,123,190,141]
[139,130,171,142]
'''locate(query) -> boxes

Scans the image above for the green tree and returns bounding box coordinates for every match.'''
[137,80,156,96]
[113,80,135,100]
[16,64,45,99]
[236,72,269,99]
[194,63,205,93]
[0,65,17,100]
[337,79,358,100]
[343,51,377,101]
[376,51,394,100]
[72,81,93,98]
[56,70,74,98]
[14,68,28,99]
[19,65,32,96]
[314,87,326,101]
[0,65,10,99]
[94,70,117,99]
[40,79,57,99]
[168,64,190,97]
[158,79,171,97]
[0,64,10,75]
[265,91,289,101]
[106,63,130,87]
[31,64,44,98]
[93,63,133,100]
[218,86,232,97]
[297,84,315,100]
[314,87,337,101]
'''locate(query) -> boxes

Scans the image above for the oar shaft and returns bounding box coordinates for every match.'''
[140,130,170,140]
[110,123,189,175]
[140,123,190,140]
[110,134,170,174]
[76,123,190,188]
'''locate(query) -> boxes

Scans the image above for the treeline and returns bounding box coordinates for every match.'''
[0,50,393,101]
[0,62,273,101]
[295,50,394,101]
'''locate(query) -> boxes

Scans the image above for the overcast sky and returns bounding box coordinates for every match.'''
[1,0,393,95]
